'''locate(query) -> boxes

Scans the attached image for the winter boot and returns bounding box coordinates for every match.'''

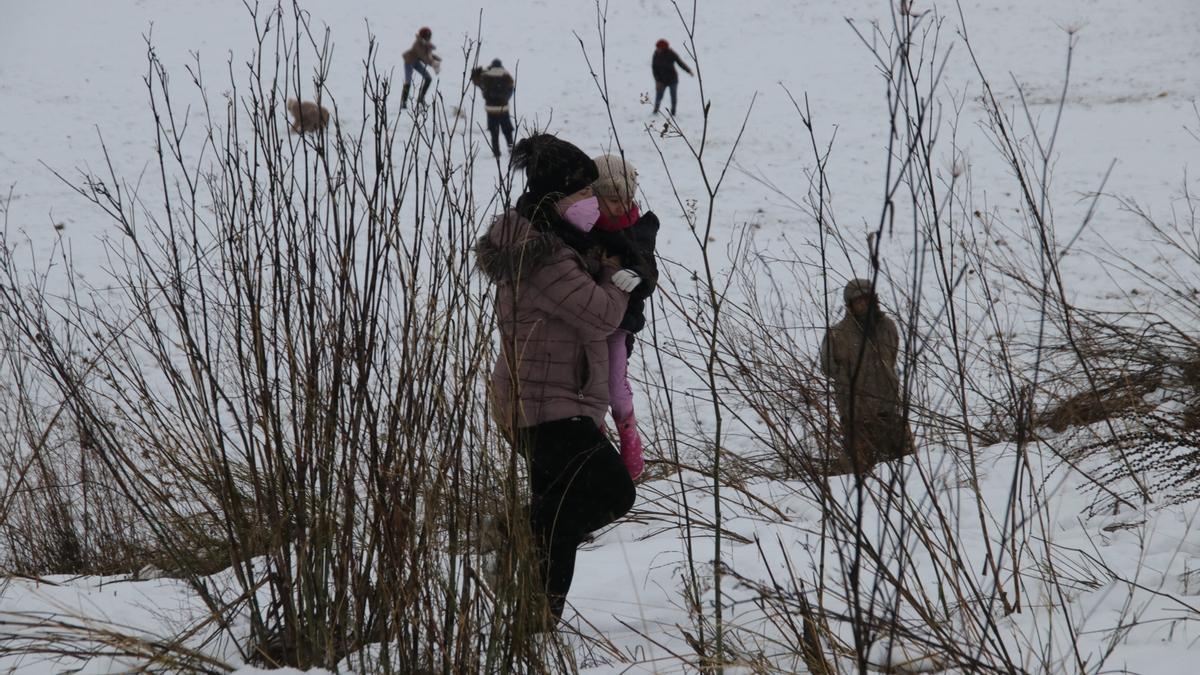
[418,79,432,107]
[400,82,411,109]
[615,413,645,480]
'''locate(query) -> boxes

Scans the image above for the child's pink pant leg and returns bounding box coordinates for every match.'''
[607,330,635,420]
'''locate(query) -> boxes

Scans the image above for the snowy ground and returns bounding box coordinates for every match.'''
[2,0,1199,672]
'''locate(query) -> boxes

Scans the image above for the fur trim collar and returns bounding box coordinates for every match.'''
[474,211,564,283]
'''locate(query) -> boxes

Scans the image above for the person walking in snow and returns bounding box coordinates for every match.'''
[819,279,915,474]
[402,26,441,109]
[589,154,659,480]
[651,38,692,116]
[471,59,516,157]
[475,133,639,623]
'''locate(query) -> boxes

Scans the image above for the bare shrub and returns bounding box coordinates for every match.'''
[597,1,1195,672]
[1057,102,1200,507]
[0,5,563,672]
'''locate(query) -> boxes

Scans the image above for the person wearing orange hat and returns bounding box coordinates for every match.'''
[651,38,693,116]
[402,27,441,109]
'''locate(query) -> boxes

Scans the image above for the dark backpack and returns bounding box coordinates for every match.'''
[479,70,514,106]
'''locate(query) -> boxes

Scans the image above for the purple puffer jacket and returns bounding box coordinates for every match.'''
[476,210,628,431]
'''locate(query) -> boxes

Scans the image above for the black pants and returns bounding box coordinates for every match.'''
[487,112,514,156]
[516,416,636,620]
[654,81,679,115]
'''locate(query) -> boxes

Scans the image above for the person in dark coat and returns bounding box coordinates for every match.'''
[471,59,516,157]
[819,279,916,475]
[402,27,441,109]
[589,154,659,480]
[475,134,639,624]
[651,38,693,116]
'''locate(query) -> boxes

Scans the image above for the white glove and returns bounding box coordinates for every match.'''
[611,269,641,293]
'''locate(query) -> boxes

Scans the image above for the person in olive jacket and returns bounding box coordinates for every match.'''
[651,38,693,116]
[819,279,916,475]
[475,133,639,623]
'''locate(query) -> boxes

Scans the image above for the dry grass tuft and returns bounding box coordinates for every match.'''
[1036,368,1163,433]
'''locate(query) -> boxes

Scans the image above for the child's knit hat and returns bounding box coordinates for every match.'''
[591,154,638,205]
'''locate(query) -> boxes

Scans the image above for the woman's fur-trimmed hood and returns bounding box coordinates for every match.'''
[475,210,564,283]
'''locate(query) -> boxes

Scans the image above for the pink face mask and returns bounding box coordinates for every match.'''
[560,196,600,232]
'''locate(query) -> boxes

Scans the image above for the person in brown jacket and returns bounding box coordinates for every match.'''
[819,279,915,475]
[475,133,639,624]
[401,26,441,109]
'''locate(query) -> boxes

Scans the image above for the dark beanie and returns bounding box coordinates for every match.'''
[511,134,598,202]
[490,58,503,68]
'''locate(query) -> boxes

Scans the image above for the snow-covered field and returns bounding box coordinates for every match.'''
[2,0,1199,672]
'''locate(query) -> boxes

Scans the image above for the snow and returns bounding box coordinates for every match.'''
[2,0,1200,672]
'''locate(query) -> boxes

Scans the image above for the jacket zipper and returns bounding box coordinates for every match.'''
[577,346,589,399]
